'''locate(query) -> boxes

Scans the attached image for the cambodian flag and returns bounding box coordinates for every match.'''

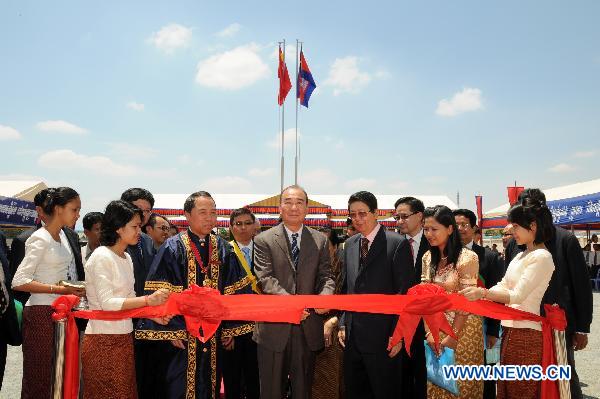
[297,49,316,107]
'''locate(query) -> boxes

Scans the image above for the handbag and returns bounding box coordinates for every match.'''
[424,340,459,396]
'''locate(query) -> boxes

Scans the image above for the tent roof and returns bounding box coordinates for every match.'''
[485,178,600,217]
[0,180,48,202]
[154,193,457,210]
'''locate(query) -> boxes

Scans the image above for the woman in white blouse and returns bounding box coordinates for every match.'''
[81,200,170,399]
[460,198,556,399]
[12,187,84,399]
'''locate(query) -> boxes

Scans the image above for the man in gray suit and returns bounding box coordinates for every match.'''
[253,185,336,399]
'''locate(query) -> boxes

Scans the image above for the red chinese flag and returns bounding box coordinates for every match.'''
[507,186,525,206]
[277,46,292,106]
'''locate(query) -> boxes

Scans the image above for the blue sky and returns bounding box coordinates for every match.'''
[1,1,600,219]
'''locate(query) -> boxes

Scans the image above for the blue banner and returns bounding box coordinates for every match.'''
[0,196,38,227]
[548,192,600,225]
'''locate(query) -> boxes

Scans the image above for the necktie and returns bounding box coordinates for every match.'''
[291,233,300,268]
[241,246,252,267]
[360,237,369,265]
[408,237,415,264]
[594,252,598,266]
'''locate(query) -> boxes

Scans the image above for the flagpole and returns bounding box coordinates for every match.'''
[280,40,286,195]
[294,40,300,185]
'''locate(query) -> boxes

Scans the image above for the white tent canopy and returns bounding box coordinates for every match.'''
[484,178,600,218]
[0,180,48,202]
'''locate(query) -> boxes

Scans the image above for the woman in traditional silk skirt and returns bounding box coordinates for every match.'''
[461,198,555,399]
[421,205,484,399]
[12,187,86,399]
[82,200,171,399]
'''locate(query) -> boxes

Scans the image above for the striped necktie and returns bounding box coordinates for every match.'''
[241,246,252,267]
[291,233,300,268]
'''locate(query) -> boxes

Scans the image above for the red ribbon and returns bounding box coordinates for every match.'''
[52,284,566,399]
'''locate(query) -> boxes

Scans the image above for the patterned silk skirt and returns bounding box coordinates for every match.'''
[497,327,543,399]
[21,305,55,399]
[312,325,344,399]
[428,313,484,399]
[82,333,137,399]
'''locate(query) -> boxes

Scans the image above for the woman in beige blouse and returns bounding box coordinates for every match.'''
[460,198,555,399]
[421,205,484,399]
[82,200,170,399]
[12,187,85,399]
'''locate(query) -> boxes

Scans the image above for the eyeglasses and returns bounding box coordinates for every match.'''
[233,221,255,227]
[157,226,170,232]
[393,212,416,221]
[139,209,152,215]
[502,233,512,237]
[456,223,472,229]
[348,211,372,220]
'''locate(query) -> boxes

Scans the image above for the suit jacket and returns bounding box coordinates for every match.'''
[127,232,156,297]
[253,224,335,352]
[342,227,414,353]
[9,226,84,304]
[471,243,503,338]
[504,227,593,334]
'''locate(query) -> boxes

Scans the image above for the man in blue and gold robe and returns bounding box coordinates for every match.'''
[136,191,254,399]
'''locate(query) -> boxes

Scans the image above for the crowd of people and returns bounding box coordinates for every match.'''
[0,185,594,399]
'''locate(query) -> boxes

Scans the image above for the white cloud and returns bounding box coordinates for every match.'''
[300,168,339,193]
[202,176,252,193]
[108,142,159,160]
[0,124,22,140]
[324,56,372,95]
[548,163,577,173]
[216,23,241,38]
[269,44,296,63]
[126,101,145,111]
[248,168,275,177]
[573,150,596,158]
[37,149,137,176]
[345,178,377,191]
[0,173,44,180]
[387,180,409,191]
[36,120,88,135]
[148,23,192,54]
[323,136,345,150]
[195,43,269,90]
[267,128,300,149]
[435,87,483,117]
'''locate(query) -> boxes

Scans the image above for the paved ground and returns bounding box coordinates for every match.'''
[1,293,599,398]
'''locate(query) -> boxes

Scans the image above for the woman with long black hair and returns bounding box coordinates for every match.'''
[12,187,85,399]
[421,205,484,399]
[460,198,555,399]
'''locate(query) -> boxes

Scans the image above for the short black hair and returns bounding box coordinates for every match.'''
[146,213,168,228]
[120,188,155,208]
[230,207,256,224]
[34,188,51,207]
[42,187,79,216]
[423,205,463,275]
[280,185,308,204]
[83,212,104,231]
[453,208,477,227]
[507,197,554,244]
[100,200,143,246]
[394,196,425,213]
[348,191,378,212]
[183,191,214,213]
[518,188,546,205]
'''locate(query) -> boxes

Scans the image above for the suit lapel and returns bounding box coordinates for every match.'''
[273,224,295,271]
[297,226,315,272]
[357,227,385,281]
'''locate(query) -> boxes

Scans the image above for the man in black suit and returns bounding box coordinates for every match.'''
[120,188,159,399]
[0,230,15,389]
[393,196,428,399]
[338,191,414,399]
[504,188,592,399]
[453,209,504,399]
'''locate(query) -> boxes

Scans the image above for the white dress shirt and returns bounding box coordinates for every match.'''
[489,248,554,331]
[406,229,424,265]
[284,224,304,249]
[12,228,71,306]
[84,246,136,334]
[361,223,381,251]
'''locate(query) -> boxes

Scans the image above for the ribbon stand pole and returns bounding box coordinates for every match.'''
[52,315,67,399]
[553,329,571,399]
